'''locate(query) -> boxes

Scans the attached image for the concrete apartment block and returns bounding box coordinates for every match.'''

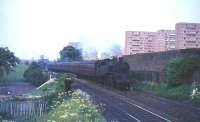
[176,22,200,49]
[156,30,176,52]
[125,22,200,55]
[125,31,157,55]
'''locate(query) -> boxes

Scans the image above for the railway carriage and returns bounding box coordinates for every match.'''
[47,58,130,90]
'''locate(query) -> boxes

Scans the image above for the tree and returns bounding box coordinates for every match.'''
[165,57,200,86]
[23,62,48,86]
[38,55,49,70]
[0,47,19,78]
[59,46,82,61]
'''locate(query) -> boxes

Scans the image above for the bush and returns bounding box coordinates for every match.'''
[59,73,76,91]
[163,84,192,100]
[137,81,192,100]
[36,91,105,122]
[23,79,65,98]
[25,78,104,122]
[23,62,48,86]
[1,64,28,82]
[165,57,200,86]
[0,112,10,121]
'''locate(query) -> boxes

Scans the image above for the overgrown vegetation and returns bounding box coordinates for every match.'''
[165,57,200,86]
[59,73,76,91]
[131,57,200,104]
[0,47,19,81]
[23,78,65,98]
[36,91,105,122]
[23,62,48,86]
[133,81,200,105]
[21,74,105,122]
[0,112,11,121]
[135,81,191,100]
[0,64,28,83]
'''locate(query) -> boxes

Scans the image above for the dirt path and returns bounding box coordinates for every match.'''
[0,82,36,97]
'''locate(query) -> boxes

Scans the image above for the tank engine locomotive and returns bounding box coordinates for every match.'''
[47,57,130,90]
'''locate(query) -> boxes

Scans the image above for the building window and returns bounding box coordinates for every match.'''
[186,41,196,43]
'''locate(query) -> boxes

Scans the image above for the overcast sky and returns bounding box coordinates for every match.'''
[0,0,200,60]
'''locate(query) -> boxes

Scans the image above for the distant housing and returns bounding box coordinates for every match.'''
[125,22,200,55]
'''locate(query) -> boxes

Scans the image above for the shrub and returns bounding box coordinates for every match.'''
[0,112,11,121]
[59,73,76,91]
[36,91,105,122]
[1,64,28,82]
[164,84,192,100]
[137,81,192,100]
[23,62,48,86]
[165,57,200,86]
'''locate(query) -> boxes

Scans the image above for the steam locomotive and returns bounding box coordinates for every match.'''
[47,57,130,90]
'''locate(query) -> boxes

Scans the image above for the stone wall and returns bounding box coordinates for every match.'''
[123,48,200,82]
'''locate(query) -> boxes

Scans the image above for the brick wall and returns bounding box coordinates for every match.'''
[123,48,200,82]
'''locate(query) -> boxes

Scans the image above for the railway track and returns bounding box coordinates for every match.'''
[73,79,175,122]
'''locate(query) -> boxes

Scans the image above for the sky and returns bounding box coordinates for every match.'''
[0,0,200,60]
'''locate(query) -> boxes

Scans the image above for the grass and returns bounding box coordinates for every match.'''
[22,78,65,99]
[22,77,105,122]
[0,70,106,122]
[134,81,200,105]
[2,77,105,122]
[134,81,193,101]
[0,64,28,83]
[36,91,106,122]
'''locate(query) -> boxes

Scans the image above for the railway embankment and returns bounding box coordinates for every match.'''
[124,48,200,107]
[74,78,200,122]
[0,75,105,122]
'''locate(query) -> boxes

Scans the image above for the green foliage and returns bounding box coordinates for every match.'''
[59,46,82,61]
[25,76,104,122]
[23,62,48,86]
[137,81,192,100]
[0,47,19,79]
[1,64,28,82]
[165,57,200,86]
[23,78,65,98]
[1,77,105,122]
[0,112,10,121]
[163,84,192,100]
[59,73,76,91]
[36,91,105,122]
